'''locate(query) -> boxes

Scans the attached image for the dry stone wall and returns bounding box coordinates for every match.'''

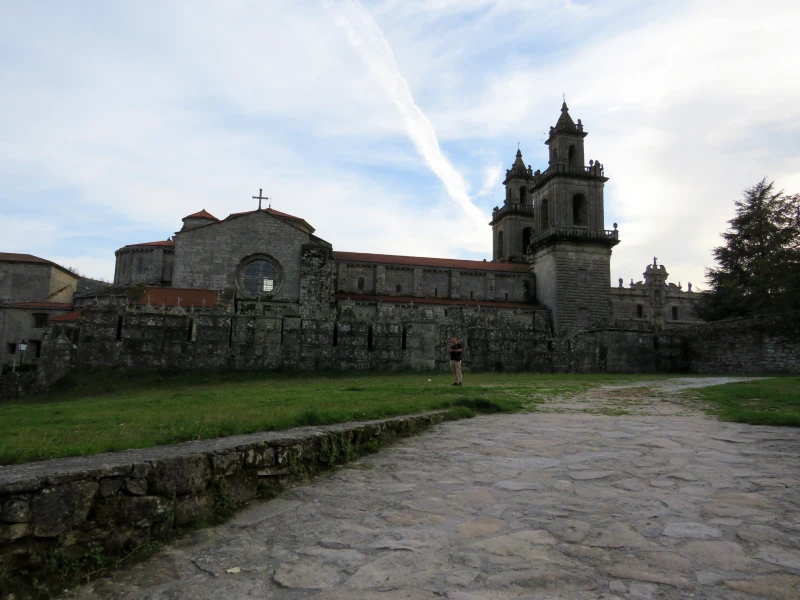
[0,413,446,581]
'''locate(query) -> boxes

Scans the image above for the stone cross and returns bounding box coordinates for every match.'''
[252,188,269,210]
[653,256,658,266]
[176,297,182,307]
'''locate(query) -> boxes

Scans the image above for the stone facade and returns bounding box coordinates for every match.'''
[0,254,79,368]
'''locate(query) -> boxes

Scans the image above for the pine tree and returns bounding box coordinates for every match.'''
[697,179,800,322]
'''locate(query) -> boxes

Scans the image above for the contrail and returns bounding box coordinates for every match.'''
[327,0,487,227]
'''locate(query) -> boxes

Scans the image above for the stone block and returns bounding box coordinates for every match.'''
[244,445,277,468]
[31,481,99,537]
[1,497,31,524]
[0,523,31,543]
[174,493,214,527]
[211,451,243,476]
[225,470,258,503]
[124,477,148,496]
[118,495,173,525]
[147,455,210,496]
[99,478,124,498]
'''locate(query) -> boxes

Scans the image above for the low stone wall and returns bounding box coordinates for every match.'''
[0,412,446,584]
[0,371,38,403]
[673,315,800,374]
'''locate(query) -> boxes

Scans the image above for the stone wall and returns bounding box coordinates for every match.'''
[666,316,800,374]
[0,371,38,402]
[0,413,447,584]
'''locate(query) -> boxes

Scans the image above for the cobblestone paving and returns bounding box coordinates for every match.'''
[72,378,800,600]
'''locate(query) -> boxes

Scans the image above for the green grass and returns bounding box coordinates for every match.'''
[688,377,800,426]
[0,370,668,466]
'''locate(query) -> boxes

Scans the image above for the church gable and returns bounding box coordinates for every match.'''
[171,210,327,301]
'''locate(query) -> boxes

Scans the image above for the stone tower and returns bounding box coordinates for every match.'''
[490,149,536,262]
[527,102,620,333]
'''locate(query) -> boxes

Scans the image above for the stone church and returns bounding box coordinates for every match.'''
[110,101,699,335]
[31,102,702,378]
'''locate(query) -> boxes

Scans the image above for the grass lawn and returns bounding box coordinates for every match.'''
[688,376,800,426]
[0,370,667,466]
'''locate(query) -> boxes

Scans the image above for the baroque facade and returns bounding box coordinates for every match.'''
[38,102,702,377]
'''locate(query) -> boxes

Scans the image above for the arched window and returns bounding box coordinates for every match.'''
[540,199,549,229]
[519,186,527,204]
[568,145,576,167]
[573,193,588,227]
[357,276,365,290]
[396,284,402,293]
[522,227,532,253]
[497,231,504,257]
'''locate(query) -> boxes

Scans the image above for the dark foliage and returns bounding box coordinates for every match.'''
[697,179,800,322]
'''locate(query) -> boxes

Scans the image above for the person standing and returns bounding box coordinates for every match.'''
[448,337,463,386]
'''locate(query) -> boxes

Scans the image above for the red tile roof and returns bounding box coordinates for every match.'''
[183,209,219,221]
[136,287,220,308]
[332,251,530,273]
[123,240,176,248]
[50,309,83,322]
[335,293,540,310]
[0,253,78,277]
[1,301,73,309]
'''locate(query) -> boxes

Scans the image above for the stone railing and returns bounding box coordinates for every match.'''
[491,203,535,221]
[0,412,446,589]
[530,226,620,249]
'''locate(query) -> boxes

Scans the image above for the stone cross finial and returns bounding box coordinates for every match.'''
[252,188,269,210]
[653,256,658,266]
[146,295,151,306]
[201,298,206,308]
[176,297,182,307]
[618,277,623,288]
[688,282,693,292]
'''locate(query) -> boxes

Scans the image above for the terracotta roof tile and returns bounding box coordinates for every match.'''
[50,309,83,322]
[335,293,541,310]
[136,287,220,308]
[183,209,219,221]
[332,251,530,273]
[1,301,73,309]
[124,240,176,248]
[0,253,78,277]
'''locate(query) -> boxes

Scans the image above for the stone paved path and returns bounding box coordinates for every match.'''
[71,377,800,600]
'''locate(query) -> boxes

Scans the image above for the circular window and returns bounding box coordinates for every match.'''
[237,255,283,297]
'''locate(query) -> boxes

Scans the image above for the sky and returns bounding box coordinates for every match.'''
[1,0,798,289]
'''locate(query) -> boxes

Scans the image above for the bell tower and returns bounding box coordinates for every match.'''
[489,148,537,262]
[527,101,620,333]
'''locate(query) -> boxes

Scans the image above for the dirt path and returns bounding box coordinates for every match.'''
[69,376,800,600]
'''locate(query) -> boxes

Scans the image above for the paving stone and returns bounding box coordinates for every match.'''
[663,522,722,539]
[756,545,800,570]
[57,378,800,600]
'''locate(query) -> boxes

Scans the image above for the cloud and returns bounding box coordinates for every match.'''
[327,0,486,231]
[0,0,798,294]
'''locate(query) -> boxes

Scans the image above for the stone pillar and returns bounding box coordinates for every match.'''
[337,263,348,292]
[375,265,386,295]
[413,268,423,297]
[487,273,496,301]
[450,271,460,299]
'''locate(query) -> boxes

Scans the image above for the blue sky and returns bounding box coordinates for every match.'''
[1,0,798,289]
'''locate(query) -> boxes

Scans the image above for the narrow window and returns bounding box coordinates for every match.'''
[434,287,438,297]
[541,199,549,228]
[522,228,532,253]
[32,340,42,358]
[568,144,576,167]
[401,326,407,350]
[519,185,527,204]
[573,193,588,226]
[357,276,365,291]
[636,304,643,319]
[653,336,660,350]
[505,292,508,301]
[672,306,679,321]
[395,284,402,293]
[444,309,448,317]
[7,343,17,355]
[187,319,197,342]
[367,325,374,350]
[33,313,49,328]
[116,316,123,341]
[498,231,504,257]
[333,323,338,347]
[470,291,474,300]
